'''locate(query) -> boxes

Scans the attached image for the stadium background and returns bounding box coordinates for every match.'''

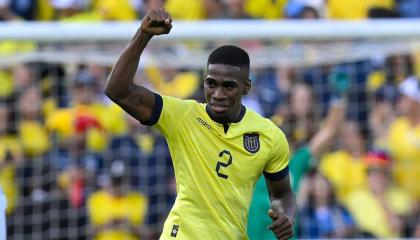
[1,0,420,239]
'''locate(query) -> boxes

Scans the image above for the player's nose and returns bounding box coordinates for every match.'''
[212,87,226,99]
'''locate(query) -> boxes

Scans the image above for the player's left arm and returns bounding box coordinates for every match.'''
[265,174,297,240]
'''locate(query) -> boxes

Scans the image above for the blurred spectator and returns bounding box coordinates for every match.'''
[87,160,149,240]
[387,76,420,200]
[368,54,415,91]
[285,1,320,19]
[90,0,137,21]
[37,63,69,110]
[327,0,395,19]
[244,0,286,19]
[248,99,346,240]
[346,150,414,238]
[386,54,415,85]
[290,100,346,193]
[45,66,112,209]
[49,0,88,19]
[107,113,142,188]
[396,0,420,18]
[46,65,112,157]
[12,63,36,91]
[297,171,356,238]
[281,83,318,150]
[0,64,36,103]
[164,0,206,20]
[145,66,201,99]
[368,85,399,148]
[223,0,251,19]
[57,0,138,21]
[0,0,37,21]
[291,0,326,17]
[203,0,224,19]
[299,5,319,19]
[319,120,367,202]
[17,85,50,158]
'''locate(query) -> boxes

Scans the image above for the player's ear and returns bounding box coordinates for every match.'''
[243,79,251,95]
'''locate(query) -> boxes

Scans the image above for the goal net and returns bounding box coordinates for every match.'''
[1,20,420,239]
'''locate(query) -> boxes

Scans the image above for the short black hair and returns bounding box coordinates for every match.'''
[207,45,250,71]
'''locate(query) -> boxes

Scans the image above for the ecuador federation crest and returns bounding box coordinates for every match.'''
[243,133,260,153]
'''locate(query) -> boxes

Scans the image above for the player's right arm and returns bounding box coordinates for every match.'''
[105,9,172,124]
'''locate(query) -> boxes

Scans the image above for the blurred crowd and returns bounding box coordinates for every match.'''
[1,0,420,21]
[0,0,420,240]
[247,52,420,239]
[0,62,176,239]
[1,51,420,239]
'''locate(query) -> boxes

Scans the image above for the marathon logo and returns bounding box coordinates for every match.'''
[197,117,214,132]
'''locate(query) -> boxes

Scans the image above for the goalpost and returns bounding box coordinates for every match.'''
[1,20,420,239]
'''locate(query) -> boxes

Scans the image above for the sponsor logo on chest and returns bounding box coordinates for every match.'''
[196,117,215,132]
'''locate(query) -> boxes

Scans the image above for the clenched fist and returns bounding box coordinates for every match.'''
[141,8,172,35]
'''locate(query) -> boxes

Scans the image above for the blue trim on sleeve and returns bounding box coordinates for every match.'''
[142,93,163,126]
[263,165,289,181]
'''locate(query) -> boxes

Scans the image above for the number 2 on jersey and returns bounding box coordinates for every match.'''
[216,150,233,179]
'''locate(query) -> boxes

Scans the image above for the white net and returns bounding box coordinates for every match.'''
[1,21,420,239]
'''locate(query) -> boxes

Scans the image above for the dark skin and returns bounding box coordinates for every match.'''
[204,63,250,123]
[105,8,296,240]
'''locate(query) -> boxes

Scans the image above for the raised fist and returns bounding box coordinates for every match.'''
[141,8,172,35]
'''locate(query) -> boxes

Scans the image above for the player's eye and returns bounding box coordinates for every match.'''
[224,82,237,90]
[205,79,216,88]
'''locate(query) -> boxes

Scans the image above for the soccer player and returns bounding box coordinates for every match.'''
[105,8,296,240]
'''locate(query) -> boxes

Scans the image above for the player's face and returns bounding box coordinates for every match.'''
[204,64,250,123]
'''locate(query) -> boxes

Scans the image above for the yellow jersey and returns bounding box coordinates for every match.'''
[151,95,289,240]
[346,186,413,238]
[87,190,148,240]
[319,150,367,202]
[387,117,420,199]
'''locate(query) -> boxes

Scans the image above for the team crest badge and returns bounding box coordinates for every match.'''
[243,133,260,153]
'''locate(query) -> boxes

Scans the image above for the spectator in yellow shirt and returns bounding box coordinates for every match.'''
[46,65,123,154]
[88,160,149,240]
[320,120,367,203]
[164,0,206,20]
[17,85,50,158]
[244,0,287,19]
[387,76,420,200]
[91,0,137,21]
[346,150,414,238]
[145,67,200,100]
[327,0,395,19]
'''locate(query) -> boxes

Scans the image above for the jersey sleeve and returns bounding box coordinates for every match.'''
[263,129,290,181]
[152,94,195,138]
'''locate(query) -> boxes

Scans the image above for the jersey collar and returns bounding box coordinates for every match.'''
[205,105,246,124]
